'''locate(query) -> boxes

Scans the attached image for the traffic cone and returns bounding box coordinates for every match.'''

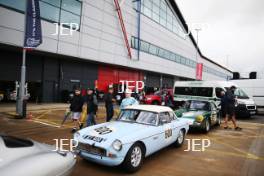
[27,112,33,121]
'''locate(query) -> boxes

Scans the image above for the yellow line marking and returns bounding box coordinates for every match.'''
[203,135,263,161]
[206,149,264,161]
[34,110,52,120]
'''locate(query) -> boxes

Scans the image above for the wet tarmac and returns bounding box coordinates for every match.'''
[0,109,263,176]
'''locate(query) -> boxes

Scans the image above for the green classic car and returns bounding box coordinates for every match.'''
[175,100,221,133]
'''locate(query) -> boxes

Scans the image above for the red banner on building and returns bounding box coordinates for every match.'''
[196,63,203,80]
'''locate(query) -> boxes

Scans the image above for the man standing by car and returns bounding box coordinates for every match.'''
[70,88,84,133]
[219,91,227,120]
[104,86,115,122]
[120,89,139,110]
[84,88,98,126]
[224,86,242,130]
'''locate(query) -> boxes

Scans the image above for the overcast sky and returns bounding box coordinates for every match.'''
[176,0,264,78]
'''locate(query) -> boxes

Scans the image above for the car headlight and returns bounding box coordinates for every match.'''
[112,140,122,151]
[74,132,80,139]
[195,115,204,123]
[237,101,245,105]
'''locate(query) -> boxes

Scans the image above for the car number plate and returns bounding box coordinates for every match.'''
[250,111,256,115]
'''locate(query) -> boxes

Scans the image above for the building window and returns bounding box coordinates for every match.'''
[0,0,82,30]
[141,0,186,39]
[131,36,227,78]
[0,0,26,12]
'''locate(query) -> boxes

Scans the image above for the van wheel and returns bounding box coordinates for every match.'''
[122,143,144,173]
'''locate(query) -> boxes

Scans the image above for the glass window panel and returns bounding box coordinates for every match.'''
[153,0,159,6]
[152,3,159,14]
[143,6,152,18]
[61,0,81,15]
[167,22,172,31]
[60,10,80,29]
[0,0,26,11]
[41,0,60,7]
[153,12,159,22]
[39,1,60,22]
[180,56,186,64]
[140,41,149,52]
[160,9,166,19]
[149,44,157,55]
[164,50,170,59]
[144,0,152,9]
[160,0,166,11]
[160,17,166,27]
[169,53,175,61]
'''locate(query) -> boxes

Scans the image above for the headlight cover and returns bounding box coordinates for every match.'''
[112,139,122,151]
[74,132,80,139]
[195,115,204,122]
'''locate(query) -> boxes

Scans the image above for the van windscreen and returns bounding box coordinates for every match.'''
[174,87,213,97]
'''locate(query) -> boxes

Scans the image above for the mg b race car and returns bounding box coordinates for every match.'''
[74,105,189,172]
[175,100,221,133]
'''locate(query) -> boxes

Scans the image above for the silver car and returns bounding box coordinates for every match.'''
[0,135,76,176]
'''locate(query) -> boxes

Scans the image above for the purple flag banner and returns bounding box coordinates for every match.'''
[23,0,42,48]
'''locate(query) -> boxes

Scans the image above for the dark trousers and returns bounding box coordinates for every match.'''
[106,105,114,122]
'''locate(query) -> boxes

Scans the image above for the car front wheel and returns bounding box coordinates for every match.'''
[203,118,210,133]
[174,129,185,147]
[122,143,144,173]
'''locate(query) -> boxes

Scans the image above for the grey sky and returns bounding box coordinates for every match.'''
[176,0,264,78]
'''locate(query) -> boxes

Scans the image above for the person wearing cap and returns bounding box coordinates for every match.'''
[69,88,84,133]
[104,86,115,122]
[120,89,139,110]
[83,88,98,126]
[224,85,242,130]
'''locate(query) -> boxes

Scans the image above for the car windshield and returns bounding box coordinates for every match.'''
[225,87,249,99]
[183,100,210,111]
[118,110,158,126]
[235,88,249,99]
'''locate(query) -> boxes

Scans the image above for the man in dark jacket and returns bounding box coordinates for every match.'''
[104,87,115,122]
[70,89,84,133]
[84,88,98,126]
[219,91,227,120]
[224,86,242,130]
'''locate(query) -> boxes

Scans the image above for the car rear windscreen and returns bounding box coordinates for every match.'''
[174,87,213,97]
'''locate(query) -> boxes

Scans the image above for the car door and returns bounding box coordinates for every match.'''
[210,102,218,125]
[159,112,175,147]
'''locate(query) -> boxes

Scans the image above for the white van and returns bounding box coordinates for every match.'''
[173,81,257,117]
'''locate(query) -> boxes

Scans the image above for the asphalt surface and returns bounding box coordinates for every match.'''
[0,109,263,176]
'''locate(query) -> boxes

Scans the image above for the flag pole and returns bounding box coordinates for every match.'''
[17,0,28,117]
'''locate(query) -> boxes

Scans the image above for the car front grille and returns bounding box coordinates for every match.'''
[247,105,256,110]
[77,142,106,156]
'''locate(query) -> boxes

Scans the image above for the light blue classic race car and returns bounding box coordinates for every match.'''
[73,105,189,172]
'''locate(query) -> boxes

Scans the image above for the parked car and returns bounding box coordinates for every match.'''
[175,100,221,133]
[74,105,189,172]
[0,135,76,176]
[143,89,173,105]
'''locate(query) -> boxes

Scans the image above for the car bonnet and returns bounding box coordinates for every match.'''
[77,121,148,147]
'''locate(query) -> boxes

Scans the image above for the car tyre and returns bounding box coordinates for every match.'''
[216,116,221,126]
[122,143,145,173]
[203,118,210,133]
[174,129,185,147]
